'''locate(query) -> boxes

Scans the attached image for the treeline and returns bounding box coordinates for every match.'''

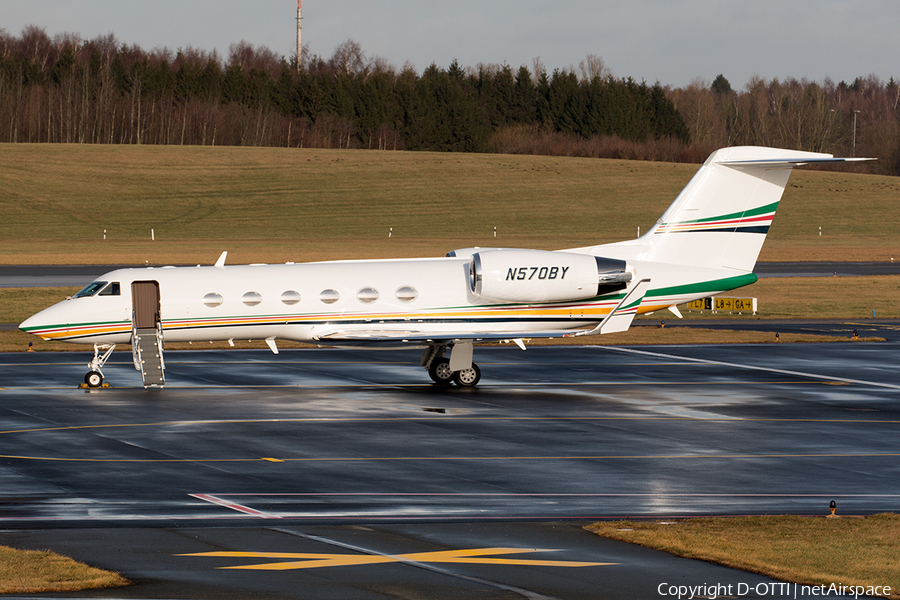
[1,26,898,174]
[671,74,900,174]
[0,27,687,156]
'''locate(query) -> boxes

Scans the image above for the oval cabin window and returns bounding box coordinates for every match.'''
[281,290,301,305]
[357,287,379,304]
[203,292,224,308]
[319,289,340,304]
[395,286,418,302]
[242,291,263,306]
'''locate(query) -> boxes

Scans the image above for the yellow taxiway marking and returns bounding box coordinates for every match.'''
[179,547,612,570]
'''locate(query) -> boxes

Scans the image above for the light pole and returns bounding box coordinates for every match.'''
[852,109,860,156]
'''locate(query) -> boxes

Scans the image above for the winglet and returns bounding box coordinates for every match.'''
[574,278,651,337]
[214,251,227,268]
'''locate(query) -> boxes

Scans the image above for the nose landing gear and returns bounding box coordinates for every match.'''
[83,344,115,388]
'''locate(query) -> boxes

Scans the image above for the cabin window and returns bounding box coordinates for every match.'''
[98,282,120,296]
[242,291,263,306]
[396,286,418,302]
[319,289,340,304]
[73,281,107,298]
[281,290,301,305]
[203,292,224,308]
[357,287,379,304]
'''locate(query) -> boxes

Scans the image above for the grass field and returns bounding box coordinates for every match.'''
[0,545,127,594]
[1,144,898,264]
[588,516,900,599]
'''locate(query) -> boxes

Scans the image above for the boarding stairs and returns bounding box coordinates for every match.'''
[132,323,165,388]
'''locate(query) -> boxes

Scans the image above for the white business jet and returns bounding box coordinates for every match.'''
[20,146,868,388]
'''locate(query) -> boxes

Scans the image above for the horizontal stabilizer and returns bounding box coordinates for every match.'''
[720,157,874,168]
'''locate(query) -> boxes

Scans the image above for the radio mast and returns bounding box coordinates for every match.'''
[296,0,303,72]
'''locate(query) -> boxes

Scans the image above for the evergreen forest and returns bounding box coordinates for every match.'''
[1,27,898,175]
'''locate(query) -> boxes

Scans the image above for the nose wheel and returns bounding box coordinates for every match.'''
[83,344,115,388]
[84,371,103,387]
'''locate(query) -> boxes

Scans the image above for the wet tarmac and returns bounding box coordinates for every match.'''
[0,344,895,598]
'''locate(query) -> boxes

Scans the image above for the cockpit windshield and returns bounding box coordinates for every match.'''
[73,281,108,298]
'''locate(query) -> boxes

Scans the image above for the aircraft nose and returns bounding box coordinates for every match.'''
[20,312,45,335]
[19,306,63,340]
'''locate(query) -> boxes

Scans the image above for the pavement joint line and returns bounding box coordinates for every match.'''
[6,451,900,463]
[6,414,900,437]
[602,345,900,390]
[268,527,564,600]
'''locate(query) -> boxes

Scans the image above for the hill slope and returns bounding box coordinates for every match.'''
[1,144,896,265]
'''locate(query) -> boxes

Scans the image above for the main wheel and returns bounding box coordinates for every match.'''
[453,363,481,387]
[85,371,103,387]
[428,357,454,385]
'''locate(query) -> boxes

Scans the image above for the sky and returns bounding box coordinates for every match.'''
[4,1,899,89]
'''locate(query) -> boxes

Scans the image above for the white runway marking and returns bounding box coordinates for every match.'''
[190,494,281,519]
[604,346,900,390]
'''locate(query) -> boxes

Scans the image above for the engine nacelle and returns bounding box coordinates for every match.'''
[470,249,631,303]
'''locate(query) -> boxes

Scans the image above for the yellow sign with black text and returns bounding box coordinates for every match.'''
[685,297,756,313]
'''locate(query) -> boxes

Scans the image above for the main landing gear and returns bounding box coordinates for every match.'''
[84,344,115,388]
[422,346,482,388]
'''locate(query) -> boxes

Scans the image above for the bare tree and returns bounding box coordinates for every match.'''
[578,54,611,82]
[229,41,280,79]
[329,39,366,77]
[532,57,545,83]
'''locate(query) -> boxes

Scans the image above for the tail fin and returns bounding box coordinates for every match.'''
[642,146,868,272]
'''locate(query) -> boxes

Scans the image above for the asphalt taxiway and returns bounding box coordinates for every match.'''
[0,344,897,598]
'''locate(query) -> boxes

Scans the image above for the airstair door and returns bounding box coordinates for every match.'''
[131,281,165,388]
[132,281,160,329]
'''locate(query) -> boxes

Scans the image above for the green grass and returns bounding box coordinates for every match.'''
[1,144,898,264]
[0,545,128,594]
[588,515,900,599]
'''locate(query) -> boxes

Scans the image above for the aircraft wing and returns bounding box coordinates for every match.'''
[312,328,584,345]
[314,278,652,345]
